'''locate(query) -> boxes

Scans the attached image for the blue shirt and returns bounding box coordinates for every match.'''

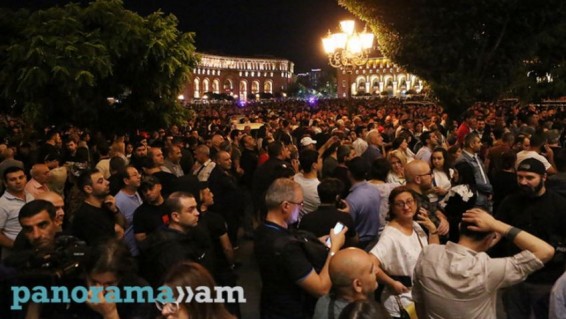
[115,190,143,256]
[346,181,381,242]
[362,144,382,168]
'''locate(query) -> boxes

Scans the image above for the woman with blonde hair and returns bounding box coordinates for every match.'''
[386,150,407,185]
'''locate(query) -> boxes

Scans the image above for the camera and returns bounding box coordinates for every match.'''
[13,235,89,281]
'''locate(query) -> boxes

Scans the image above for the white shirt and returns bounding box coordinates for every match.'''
[370,223,428,317]
[293,173,320,217]
[0,191,34,260]
[193,159,216,182]
[413,242,543,319]
[415,146,432,163]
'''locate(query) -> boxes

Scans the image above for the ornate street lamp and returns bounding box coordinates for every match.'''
[322,20,374,98]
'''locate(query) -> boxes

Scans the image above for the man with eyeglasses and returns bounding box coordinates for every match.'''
[405,160,450,236]
[255,178,347,319]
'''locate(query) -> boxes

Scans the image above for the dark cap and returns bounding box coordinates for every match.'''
[517,158,546,175]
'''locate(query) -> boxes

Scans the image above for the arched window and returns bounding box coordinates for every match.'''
[356,77,366,93]
[193,78,200,98]
[212,79,220,94]
[251,81,260,94]
[203,78,210,93]
[223,79,233,93]
[239,80,248,100]
[263,81,273,94]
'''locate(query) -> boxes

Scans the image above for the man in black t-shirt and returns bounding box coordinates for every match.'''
[496,158,566,319]
[255,178,347,319]
[133,176,169,243]
[252,141,291,219]
[139,191,213,287]
[299,178,358,247]
[198,184,240,317]
[208,151,243,246]
[70,169,124,246]
[37,130,62,164]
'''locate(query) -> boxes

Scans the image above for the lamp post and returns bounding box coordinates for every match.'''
[322,20,374,98]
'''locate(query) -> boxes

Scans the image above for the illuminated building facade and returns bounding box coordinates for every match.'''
[182,53,294,101]
[336,56,424,98]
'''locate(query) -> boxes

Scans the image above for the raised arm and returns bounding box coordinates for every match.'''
[462,208,555,263]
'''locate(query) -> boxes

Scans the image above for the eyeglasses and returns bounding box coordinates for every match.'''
[155,300,180,313]
[393,198,415,208]
[417,171,433,177]
[286,201,304,207]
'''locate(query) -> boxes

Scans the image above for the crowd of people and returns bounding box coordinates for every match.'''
[1,96,566,318]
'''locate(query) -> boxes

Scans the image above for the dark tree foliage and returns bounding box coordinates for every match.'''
[0,0,197,131]
[339,0,566,118]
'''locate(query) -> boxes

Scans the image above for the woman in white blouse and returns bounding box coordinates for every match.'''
[370,186,440,318]
[429,147,454,204]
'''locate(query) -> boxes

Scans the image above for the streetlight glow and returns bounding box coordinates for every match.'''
[321,20,374,69]
[322,20,375,98]
[340,20,355,35]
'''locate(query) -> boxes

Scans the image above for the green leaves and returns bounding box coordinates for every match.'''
[340,0,566,118]
[0,0,197,130]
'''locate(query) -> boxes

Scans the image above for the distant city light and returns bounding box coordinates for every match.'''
[308,96,317,105]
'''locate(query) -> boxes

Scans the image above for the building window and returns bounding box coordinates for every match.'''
[251,81,260,94]
[264,81,273,94]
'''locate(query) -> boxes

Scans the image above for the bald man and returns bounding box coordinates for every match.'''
[24,164,51,198]
[313,248,383,319]
[405,160,449,236]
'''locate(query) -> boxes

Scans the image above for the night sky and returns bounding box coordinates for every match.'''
[1,0,356,72]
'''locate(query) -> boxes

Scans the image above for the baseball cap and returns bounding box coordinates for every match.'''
[300,136,317,146]
[517,158,546,175]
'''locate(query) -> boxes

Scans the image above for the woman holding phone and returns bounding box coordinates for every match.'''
[369,186,439,318]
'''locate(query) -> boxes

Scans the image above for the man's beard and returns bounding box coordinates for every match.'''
[519,180,544,198]
[93,190,109,199]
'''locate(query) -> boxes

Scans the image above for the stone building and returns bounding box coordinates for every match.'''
[182,53,294,102]
[336,55,423,98]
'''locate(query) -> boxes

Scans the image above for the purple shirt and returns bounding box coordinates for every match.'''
[346,181,381,242]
